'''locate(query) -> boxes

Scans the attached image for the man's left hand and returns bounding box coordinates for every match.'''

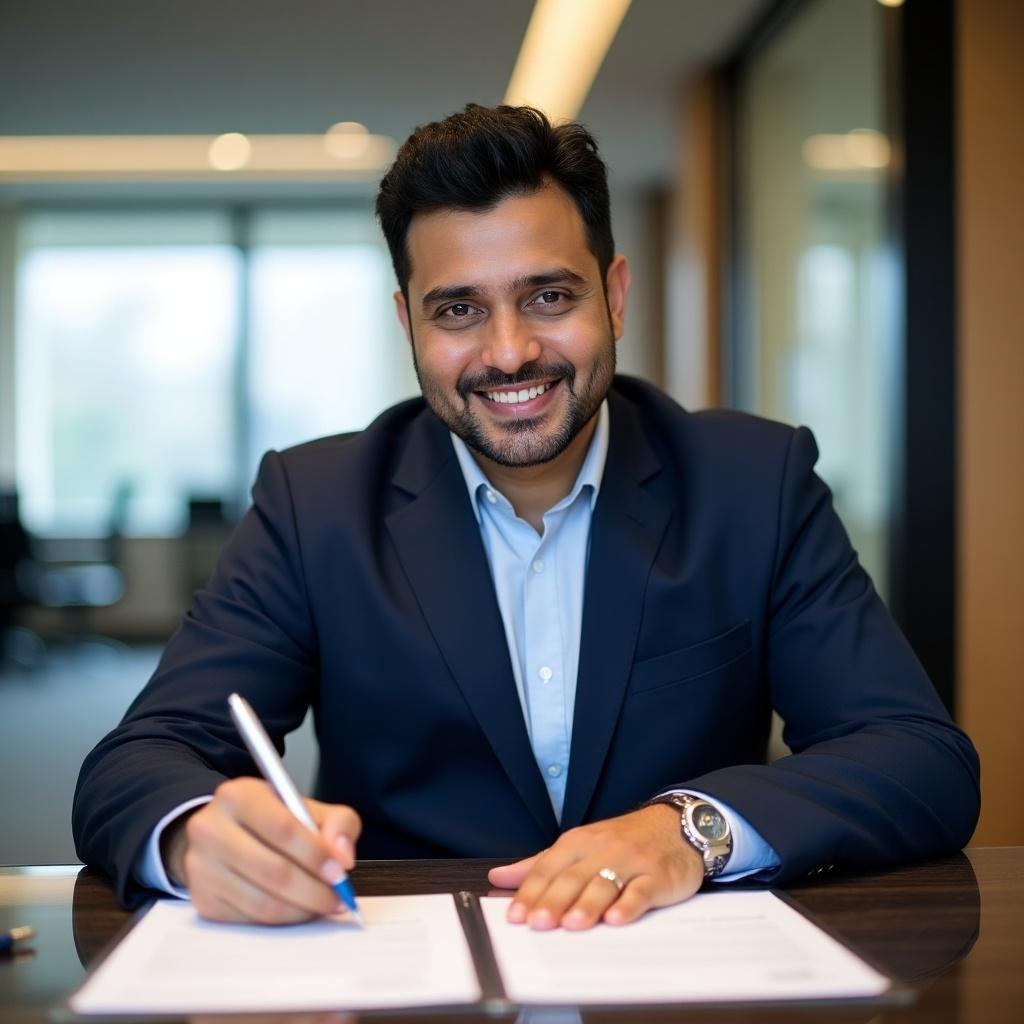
[487,804,704,930]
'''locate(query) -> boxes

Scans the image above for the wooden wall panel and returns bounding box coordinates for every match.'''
[957,0,1024,845]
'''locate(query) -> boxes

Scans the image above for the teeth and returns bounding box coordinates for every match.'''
[485,382,552,404]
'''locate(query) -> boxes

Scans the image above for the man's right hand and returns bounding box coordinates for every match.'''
[162,777,361,924]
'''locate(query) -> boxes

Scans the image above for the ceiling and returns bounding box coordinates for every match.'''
[0,0,767,197]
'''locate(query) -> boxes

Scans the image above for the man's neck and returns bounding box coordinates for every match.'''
[472,415,600,534]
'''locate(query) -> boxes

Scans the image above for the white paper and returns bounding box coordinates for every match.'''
[70,894,480,1014]
[481,891,890,1005]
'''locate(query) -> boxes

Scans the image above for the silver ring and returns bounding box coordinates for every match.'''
[597,867,625,893]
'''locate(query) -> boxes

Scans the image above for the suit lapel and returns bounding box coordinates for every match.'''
[385,413,559,839]
[561,393,671,828]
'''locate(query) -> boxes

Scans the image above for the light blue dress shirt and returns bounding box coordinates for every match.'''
[139,401,777,894]
[450,400,778,881]
[451,404,609,820]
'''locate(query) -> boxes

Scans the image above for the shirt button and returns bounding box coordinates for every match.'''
[485,490,497,504]
[538,666,553,681]
[532,559,545,574]
[547,764,562,778]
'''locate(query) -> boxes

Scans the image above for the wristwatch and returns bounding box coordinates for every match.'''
[645,792,733,878]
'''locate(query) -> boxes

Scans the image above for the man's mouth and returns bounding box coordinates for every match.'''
[480,380,556,404]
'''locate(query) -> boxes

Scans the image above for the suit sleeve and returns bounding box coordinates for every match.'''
[685,426,980,882]
[72,451,318,908]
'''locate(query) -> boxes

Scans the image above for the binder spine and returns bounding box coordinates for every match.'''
[456,891,510,1011]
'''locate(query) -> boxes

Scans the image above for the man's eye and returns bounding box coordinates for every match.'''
[440,303,477,319]
[530,290,569,311]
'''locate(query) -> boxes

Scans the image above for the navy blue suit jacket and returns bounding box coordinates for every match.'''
[73,377,980,907]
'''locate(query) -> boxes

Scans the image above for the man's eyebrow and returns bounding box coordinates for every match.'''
[420,268,589,311]
[507,268,589,291]
[420,283,484,310]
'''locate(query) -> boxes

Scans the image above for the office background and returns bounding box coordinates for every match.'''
[0,0,1020,863]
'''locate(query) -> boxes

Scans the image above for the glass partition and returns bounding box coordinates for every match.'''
[731,0,897,599]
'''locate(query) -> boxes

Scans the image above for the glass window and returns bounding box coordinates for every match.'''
[15,213,239,537]
[13,207,419,538]
[246,209,418,482]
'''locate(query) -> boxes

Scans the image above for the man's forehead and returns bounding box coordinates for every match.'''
[404,186,596,297]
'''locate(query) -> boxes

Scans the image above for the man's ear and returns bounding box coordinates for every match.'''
[605,255,631,341]
[393,290,413,346]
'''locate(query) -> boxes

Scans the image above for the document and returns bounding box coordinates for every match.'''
[69,894,480,1014]
[69,889,893,1014]
[481,891,891,1004]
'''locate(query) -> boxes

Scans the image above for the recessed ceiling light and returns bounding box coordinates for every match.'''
[324,122,372,161]
[208,133,252,172]
[802,130,891,172]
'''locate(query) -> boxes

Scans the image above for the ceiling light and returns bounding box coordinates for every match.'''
[208,133,252,171]
[324,122,372,161]
[0,133,397,182]
[504,0,632,121]
[844,129,890,169]
[802,130,891,172]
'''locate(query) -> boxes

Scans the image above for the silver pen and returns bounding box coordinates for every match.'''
[227,692,363,924]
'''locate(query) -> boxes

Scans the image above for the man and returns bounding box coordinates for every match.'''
[73,104,980,931]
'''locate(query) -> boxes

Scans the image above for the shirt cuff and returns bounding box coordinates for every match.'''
[134,795,213,898]
[657,788,780,883]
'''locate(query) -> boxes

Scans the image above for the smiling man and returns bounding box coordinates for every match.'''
[73,105,980,931]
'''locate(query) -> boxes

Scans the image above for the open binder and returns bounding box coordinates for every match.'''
[66,890,908,1016]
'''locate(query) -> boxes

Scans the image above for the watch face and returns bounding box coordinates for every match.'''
[692,804,729,842]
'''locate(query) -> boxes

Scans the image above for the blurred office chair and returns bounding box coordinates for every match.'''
[3,488,127,656]
[0,491,33,650]
[182,497,232,604]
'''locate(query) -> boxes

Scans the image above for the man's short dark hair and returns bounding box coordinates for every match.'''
[376,104,614,297]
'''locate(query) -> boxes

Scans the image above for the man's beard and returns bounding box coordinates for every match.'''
[413,334,616,468]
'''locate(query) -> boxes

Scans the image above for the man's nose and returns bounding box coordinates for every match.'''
[479,310,542,374]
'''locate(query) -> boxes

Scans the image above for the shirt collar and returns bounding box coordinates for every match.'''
[451,399,610,524]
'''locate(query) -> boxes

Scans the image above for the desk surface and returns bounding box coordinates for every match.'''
[1,848,1020,1023]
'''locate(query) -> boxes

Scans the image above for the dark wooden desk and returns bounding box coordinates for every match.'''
[1,848,1020,1023]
